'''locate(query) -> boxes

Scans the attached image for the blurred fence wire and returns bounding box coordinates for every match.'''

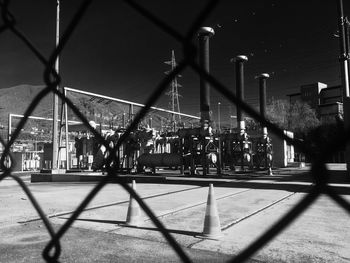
[0,0,350,262]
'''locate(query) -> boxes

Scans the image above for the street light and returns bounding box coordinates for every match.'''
[218,102,221,132]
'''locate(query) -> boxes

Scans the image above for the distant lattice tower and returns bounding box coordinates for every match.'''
[164,50,182,131]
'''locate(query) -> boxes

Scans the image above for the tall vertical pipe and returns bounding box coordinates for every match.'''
[337,0,350,97]
[337,0,350,174]
[198,27,215,126]
[346,19,350,84]
[258,73,270,137]
[233,55,248,134]
[198,27,214,176]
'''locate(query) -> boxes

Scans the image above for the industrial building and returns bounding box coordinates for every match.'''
[287,82,343,123]
[288,82,344,162]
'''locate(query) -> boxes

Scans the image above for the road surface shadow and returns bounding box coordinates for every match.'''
[59,217,200,237]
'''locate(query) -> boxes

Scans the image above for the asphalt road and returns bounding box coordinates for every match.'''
[1,168,350,262]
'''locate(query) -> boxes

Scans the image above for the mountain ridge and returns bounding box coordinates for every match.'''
[0,85,54,125]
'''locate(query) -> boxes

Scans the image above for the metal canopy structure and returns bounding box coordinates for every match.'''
[8,113,82,142]
[64,86,200,130]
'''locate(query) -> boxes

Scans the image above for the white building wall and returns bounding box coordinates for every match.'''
[270,130,294,167]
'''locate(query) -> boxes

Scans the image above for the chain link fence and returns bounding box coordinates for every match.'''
[0,0,350,262]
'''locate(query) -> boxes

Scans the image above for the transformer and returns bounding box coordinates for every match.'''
[220,131,253,171]
[178,127,221,176]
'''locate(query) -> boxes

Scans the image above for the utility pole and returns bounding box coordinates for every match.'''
[337,0,350,175]
[51,0,60,171]
[164,50,182,131]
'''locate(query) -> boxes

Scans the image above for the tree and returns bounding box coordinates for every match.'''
[288,100,320,136]
[266,99,320,138]
[306,120,344,151]
[266,99,289,129]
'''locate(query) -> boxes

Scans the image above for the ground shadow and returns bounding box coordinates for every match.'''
[59,217,200,237]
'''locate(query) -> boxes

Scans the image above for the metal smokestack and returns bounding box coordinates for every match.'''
[233,55,248,133]
[258,73,270,136]
[198,27,215,126]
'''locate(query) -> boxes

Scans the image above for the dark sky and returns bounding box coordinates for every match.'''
[1,0,349,122]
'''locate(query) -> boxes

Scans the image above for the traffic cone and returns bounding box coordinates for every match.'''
[125,180,141,227]
[198,184,222,239]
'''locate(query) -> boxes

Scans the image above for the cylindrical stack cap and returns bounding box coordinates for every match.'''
[258,73,270,79]
[198,27,215,37]
[233,55,248,62]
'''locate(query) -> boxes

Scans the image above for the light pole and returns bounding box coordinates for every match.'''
[51,0,60,171]
[218,102,221,132]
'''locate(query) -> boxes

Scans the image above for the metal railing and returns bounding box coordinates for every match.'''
[0,1,349,262]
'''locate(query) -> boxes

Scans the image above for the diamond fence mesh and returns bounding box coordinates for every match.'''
[0,0,350,262]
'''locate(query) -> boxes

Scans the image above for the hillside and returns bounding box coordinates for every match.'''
[0,85,131,130]
[0,85,196,139]
[0,85,54,124]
